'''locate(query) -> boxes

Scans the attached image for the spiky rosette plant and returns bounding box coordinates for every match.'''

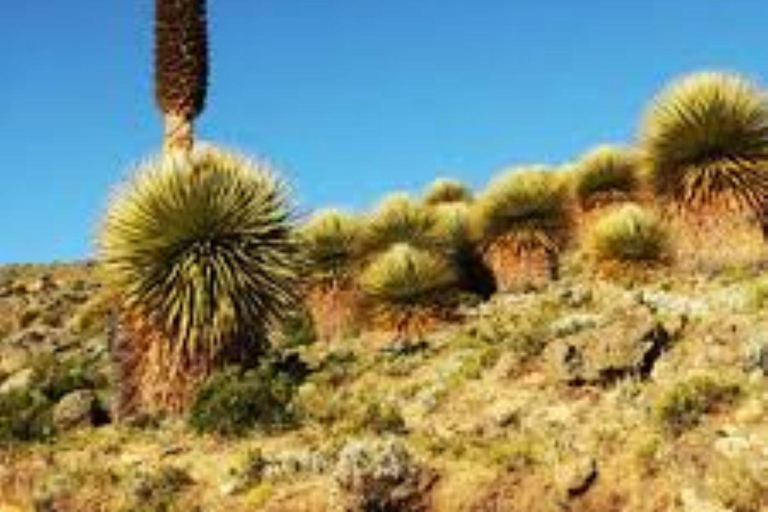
[100,147,300,415]
[363,193,446,255]
[423,178,473,206]
[472,167,572,291]
[155,0,208,156]
[572,145,642,212]
[433,202,495,297]
[587,204,670,271]
[299,209,365,341]
[641,72,768,217]
[359,243,459,340]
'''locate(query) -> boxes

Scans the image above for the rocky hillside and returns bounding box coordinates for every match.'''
[1,261,768,511]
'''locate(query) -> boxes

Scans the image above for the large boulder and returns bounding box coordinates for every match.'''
[547,306,672,386]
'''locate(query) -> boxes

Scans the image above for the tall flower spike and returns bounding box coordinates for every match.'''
[155,0,209,157]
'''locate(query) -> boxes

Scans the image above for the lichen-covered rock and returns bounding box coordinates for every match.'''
[0,367,34,394]
[547,306,671,385]
[52,390,102,431]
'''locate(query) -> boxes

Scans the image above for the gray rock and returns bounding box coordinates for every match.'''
[0,345,31,375]
[547,306,671,385]
[52,390,101,431]
[550,314,600,338]
[0,367,34,394]
[744,332,768,375]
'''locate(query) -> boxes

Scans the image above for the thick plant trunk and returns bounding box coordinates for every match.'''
[483,242,554,293]
[110,311,211,419]
[305,282,362,342]
[163,113,194,158]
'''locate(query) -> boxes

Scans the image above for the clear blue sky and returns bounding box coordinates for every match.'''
[2,1,768,263]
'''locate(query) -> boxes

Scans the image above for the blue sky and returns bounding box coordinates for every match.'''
[2,1,768,263]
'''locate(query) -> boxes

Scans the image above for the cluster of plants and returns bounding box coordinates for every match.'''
[91,0,768,431]
[295,70,768,342]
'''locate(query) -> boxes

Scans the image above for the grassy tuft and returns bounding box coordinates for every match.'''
[655,374,742,435]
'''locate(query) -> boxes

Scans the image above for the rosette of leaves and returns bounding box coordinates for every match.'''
[363,193,447,255]
[572,145,642,211]
[640,71,768,217]
[587,204,669,266]
[359,244,459,339]
[472,167,572,290]
[423,178,473,206]
[100,147,300,415]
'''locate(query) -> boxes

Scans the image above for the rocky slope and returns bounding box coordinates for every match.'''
[1,262,767,511]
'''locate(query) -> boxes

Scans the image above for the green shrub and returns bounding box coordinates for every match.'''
[655,375,742,435]
[357,400,407,435]
[188,364,298,436]
[587,204,669,264]
[131,465,193,512]
[0,389,53,444]
[30,354,103,402]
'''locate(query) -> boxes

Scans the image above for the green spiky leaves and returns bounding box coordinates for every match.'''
[572,146,642,210]
[472,167,572,252]
[641,72,768,213]
[364,193,445,254]
[423,178,473,206]
[360,244,458,307]
[100,148,299,360]
[155,0,209,121]
[588,204,668,263]
[299,209,363,283]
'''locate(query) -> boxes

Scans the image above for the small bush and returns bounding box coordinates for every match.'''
[357,400,407,435]
[587,204,669,264]
[130,465,192,512]
[31,354,101,402]
[334,438,434,512]
[655,375,742,435]
[0,389,53,444]
[188,364,298,436]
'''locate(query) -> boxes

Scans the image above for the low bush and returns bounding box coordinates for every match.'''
[188,362,300,436]
[655,375,742,435]
[0,389,53,444]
